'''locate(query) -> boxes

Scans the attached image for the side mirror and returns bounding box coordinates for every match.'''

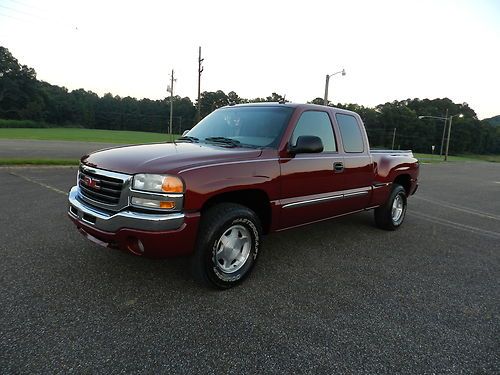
[182,130,189,136]
[289,135,323,154]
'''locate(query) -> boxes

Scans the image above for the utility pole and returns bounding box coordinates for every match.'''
[444,115,453,162]
[439,108,448,157]
[196,46,204,123]
[167,69,176,142]
[391,128,396,149]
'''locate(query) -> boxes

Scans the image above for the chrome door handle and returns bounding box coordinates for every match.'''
[333,162,344,173]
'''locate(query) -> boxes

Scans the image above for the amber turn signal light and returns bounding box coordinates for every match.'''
[161,176,184,193]
[159,201,175,209]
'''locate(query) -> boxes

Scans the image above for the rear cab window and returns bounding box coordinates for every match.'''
[336,113,364,153]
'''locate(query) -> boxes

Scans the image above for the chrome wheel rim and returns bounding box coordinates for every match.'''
[214,225,252,273]
[392,194,404,223]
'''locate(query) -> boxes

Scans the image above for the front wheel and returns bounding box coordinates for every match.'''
[191,203,262,289]
[374,184,407,230]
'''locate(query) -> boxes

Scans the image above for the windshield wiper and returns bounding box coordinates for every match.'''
[176,136,199,143]
[204,137,241,147]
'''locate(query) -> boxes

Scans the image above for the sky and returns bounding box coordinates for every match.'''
[0,0,499,119]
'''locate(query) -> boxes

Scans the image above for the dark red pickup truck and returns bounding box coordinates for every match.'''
[68,103,419,288]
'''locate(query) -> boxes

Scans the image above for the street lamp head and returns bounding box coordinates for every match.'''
[459,114,464,118]
[341,69,346,76]
[418,116,424,119]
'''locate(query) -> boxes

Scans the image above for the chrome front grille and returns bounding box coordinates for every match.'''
[78,165,131,211]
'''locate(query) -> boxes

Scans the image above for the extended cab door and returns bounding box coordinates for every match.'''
[278,109,345,229]
[334,112,374,211]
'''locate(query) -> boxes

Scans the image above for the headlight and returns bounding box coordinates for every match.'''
[132,174,184,193]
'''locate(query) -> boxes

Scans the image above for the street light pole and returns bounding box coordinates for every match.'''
[419,113,462,161]
[323,74,330,106]
[323,69,345,106]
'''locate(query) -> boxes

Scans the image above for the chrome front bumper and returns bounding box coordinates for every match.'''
[68,186,185,232]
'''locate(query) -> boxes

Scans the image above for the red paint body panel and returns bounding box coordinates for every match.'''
[71,103,419,258]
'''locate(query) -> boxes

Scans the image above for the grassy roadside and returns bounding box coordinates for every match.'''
[0,128,178,144]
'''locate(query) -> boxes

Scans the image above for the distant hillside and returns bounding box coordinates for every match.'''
[483,115,500,126]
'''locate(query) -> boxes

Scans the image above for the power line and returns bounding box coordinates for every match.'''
[0,3,42,19]
[7,0,50,13]
[0,10,25,22]
[0,3,77,31]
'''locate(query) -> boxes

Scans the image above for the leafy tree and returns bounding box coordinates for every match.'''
[1,46,499,153]
[249,92,287,103]
[227,91,246,105]
[198,90,228,118]
[0,46,42,120]
[309,97,324,105]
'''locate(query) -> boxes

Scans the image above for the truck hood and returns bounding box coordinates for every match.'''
[81,142,263,175]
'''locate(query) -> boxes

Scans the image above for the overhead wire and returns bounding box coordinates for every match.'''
[0,2,78,31]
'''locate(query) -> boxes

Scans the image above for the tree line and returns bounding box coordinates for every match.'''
[1,46,499,154]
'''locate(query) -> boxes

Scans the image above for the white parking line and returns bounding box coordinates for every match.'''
[413,195,500,220]
[411,211,500,240]
[9,172,68,196]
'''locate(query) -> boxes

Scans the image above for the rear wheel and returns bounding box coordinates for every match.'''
[374,184,407,230]
[191,203,262,289]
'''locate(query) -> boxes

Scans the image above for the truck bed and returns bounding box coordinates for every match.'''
[370,149,414,157]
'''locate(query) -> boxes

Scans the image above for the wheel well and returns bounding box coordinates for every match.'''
[394,174,411,195]
[201,189,272,234]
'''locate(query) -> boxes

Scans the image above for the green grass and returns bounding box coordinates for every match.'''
[0,158,79,166]
[415,153,500,163]
[0,128,178,144]
[0,119,50,128]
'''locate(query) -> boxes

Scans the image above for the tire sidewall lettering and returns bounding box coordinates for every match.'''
[210,217,260,283]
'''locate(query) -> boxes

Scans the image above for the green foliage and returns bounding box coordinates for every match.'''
[1,46,499,154]
[332,99,499,154]
[0,46,43,120]
[414,153,500,163]
[0,46,195,133]
[248,92,287,103]
[0,128,178,143]
[483,115,500,127]
[0,118,48,128]
[309,98,324,105]
[198,90,229,118]
[0,158,79,165]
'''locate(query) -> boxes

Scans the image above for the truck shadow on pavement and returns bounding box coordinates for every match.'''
[74,211,379,292]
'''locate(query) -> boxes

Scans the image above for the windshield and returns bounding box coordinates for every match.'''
[185,106,294,148]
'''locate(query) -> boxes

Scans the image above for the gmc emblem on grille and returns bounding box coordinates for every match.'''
[83,176,100,189]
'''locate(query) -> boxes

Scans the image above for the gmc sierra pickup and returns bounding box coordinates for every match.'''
[68,103,419,288]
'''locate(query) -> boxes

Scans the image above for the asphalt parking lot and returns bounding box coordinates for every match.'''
[1,162,499,374]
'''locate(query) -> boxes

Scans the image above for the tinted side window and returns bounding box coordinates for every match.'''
[291,111,336,152]
[336,114,364,153]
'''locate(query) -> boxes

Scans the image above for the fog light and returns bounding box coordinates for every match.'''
[127,237,145,255]
[132,197,175,209]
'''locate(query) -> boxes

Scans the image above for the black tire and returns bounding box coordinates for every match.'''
[374,184,407,231]
[191,203,262,289]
